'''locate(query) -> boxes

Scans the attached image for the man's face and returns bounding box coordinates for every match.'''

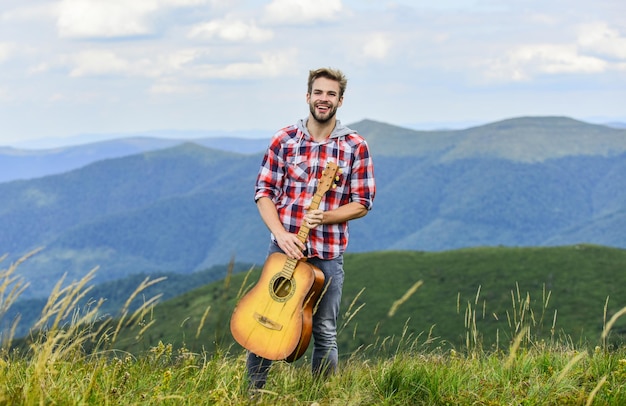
[307,77,343,124]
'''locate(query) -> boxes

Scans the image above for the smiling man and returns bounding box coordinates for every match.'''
[247,67,377,390]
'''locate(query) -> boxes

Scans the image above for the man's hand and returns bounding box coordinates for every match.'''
[274,230,306,260]
[257,197,306,259]
[304,208,324,229]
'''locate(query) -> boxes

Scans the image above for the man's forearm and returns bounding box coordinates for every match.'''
[321,202,368,225]
[256,197,286,236]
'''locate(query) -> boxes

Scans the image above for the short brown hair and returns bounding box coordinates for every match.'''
[307,68,348,98]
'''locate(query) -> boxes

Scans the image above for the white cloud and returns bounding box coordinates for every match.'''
[0,42,14,63]
[57,0,207,39]
[58,0,155,38]
[62,46,298,83]
[68,50,132,77]
[0,86,8,102]
[0,2,58,23]
[191,49,300,79]
[161,49,200,71]
[2,0,625,145]
[361,33,391,60]
[480,21,626,82]
[263,0,343,25]
[66,48,202,78]
[484,44,609,82]
[189,18,274,42]
[578,22,626,60]
[149,79,202,95]
[521,45,607,74]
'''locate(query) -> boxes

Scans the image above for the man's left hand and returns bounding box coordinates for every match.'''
[304,208,324,229]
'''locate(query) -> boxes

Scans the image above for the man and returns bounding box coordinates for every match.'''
[248,67,376,389]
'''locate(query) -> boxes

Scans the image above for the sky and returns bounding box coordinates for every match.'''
[1,0,625,148]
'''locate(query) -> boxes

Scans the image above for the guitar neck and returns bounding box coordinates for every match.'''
[296,190,325,244]
[293,160,338,248]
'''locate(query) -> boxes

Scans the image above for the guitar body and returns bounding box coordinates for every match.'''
[230,252,325,362]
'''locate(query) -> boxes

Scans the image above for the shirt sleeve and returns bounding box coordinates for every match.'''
[254,133,285,203]
[349,140,376,210]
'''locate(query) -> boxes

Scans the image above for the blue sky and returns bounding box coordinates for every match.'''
[1,0,625,147]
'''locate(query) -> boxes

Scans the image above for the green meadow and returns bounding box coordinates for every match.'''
[2,245,626,404]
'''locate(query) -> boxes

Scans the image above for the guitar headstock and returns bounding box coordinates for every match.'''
[317,161,340,195]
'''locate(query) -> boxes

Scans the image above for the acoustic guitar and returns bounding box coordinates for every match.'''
[230,161,339,362]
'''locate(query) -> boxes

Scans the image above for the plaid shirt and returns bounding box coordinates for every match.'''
[255,119,376,259]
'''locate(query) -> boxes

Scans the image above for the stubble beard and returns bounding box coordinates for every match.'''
[309,102,338,124]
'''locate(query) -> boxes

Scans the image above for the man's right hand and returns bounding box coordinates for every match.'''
[274,231,306,260]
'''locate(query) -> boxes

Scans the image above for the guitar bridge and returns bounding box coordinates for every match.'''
[253,312,283,331]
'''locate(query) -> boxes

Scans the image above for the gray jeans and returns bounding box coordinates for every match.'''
[246,243,345,389]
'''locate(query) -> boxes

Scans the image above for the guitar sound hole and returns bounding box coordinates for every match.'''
[273,277,293,298]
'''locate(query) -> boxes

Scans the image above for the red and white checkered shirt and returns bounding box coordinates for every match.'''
[255,119,376,259]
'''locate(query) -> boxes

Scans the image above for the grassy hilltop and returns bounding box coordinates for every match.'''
[102,244,626,357]
[3,245,626,405]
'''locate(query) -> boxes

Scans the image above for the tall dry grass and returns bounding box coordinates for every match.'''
[1,251,626,404]
[0,251,172,403]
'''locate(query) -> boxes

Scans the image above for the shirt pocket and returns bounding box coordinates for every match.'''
[285,154,310,184]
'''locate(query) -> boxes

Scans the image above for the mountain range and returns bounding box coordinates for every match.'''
[1,116,625,301]
[0,136,269,183]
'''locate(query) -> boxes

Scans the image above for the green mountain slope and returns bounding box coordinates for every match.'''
[106,245,626,357]
[1,117,625,304]
[355,116,626,161]
[352,153,626,250]
[1,144,267,297]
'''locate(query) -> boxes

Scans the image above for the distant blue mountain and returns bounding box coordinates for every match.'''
[1,116,625,301]
[0,136,269,183]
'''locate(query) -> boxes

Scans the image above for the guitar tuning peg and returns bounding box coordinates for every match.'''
[332,184,337,189]
[335,176,340,181]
